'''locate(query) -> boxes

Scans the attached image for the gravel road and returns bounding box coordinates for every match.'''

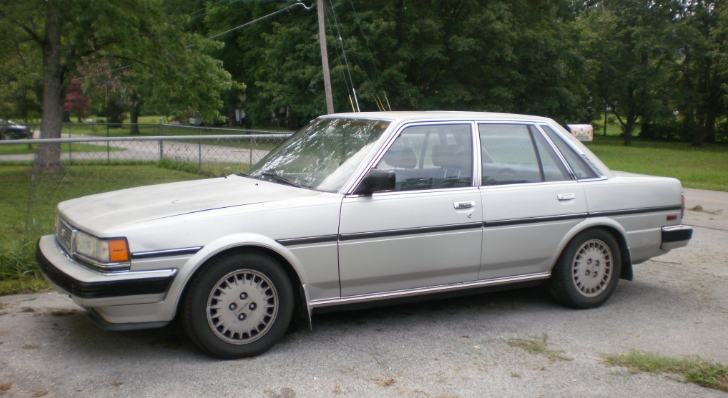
[0,188,726,398]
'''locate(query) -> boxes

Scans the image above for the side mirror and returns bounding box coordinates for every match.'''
[353,169,396,195]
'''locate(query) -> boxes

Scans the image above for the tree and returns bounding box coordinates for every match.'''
[0,0,234,171]
[63,78,90,122]
[204,0,592,129]
[669,0,728,146]
[578,0,678,145]
[0,18,42,122]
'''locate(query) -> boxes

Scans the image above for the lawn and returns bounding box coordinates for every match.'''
[585,135,728,192]
[0,164,204,294]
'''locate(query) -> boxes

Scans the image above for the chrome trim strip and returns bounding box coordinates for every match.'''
[75,253,131,271]
[339,222,483,242]
[484,213,588,228]
[131,247,203,259]
[309,272,550,309]
[589,205,682,217]
[277,235,338,247]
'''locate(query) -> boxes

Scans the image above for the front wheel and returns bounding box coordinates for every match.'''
[548,229,621,309]
[181,252,293,358]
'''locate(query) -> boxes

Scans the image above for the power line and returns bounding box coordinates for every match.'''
[77,2,312,82]
[207,1,312,40]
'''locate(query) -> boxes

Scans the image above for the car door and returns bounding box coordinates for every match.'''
[338,122,483,297]
[478,122,588,280]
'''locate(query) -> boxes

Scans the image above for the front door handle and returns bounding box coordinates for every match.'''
[557,193,576,201]
[454,201,475,209]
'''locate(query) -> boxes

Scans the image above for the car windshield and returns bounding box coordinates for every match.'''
[247,117,391,192]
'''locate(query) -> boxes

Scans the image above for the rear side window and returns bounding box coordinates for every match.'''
[539,125,598,180]
[479,124,570,185]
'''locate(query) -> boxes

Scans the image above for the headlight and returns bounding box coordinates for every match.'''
[74,231,130,264]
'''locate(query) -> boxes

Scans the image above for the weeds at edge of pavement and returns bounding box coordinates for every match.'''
[507,335,572,362]
[0,278,48,296]
[604,350,728,393]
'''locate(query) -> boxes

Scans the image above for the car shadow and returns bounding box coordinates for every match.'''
[43,279,677,359]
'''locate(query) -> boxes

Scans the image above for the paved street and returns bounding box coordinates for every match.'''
[0,134,276,165]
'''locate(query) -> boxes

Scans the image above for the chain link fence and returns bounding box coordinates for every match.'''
[0,129,291,283]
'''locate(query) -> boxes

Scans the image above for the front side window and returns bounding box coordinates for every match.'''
[480,124,570,186]
[375,124,473,191]
[248,118,390,192]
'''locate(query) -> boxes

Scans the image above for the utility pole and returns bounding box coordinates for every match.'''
[317,0,334,114]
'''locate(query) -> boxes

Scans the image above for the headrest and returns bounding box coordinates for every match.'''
[432,144,469,168]
[383,146,417,169]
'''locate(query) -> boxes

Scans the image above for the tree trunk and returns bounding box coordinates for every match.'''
[228,106,236,127]
[705,106,717,144]
[35,2,64,173]
[692,112,706,147]
[623,117,634,146]
[640,116,653,139]
[130,106,140,134]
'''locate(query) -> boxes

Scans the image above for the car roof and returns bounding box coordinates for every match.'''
[322,111,556,124]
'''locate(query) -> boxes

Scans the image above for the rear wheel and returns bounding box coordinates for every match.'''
[549,229,621,309]
[181,252,293,358]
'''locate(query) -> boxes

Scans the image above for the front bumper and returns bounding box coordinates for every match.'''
[36,235,177,307]
[661,225,693,251]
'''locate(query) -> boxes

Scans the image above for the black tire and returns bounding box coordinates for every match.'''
[548,229,621,309]
[181,252,293,358]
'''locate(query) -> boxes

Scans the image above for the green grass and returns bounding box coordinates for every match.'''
[591,118,624,137]
[585,135,728,192]
[507,335,571,362]
[605,350,728,393]
[0,164,204,294]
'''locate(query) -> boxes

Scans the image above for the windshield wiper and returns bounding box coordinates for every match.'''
[261,172,300,188]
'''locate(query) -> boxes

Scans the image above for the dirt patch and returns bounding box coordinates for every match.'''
[50,309,81,317]
[689,205,722,215]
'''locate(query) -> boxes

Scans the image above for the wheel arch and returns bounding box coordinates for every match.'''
[174,236,312,330]
[554,218,633,281]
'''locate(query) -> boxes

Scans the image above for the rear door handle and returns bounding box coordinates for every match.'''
[557,193,575,201]
[454,201,475,209]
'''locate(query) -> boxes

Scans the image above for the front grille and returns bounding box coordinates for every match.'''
[56,218,74,254]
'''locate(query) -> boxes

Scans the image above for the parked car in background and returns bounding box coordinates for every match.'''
[0,119,31,139]
[37,111,693,358]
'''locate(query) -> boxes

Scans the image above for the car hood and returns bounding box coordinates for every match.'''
[58,175,320,235]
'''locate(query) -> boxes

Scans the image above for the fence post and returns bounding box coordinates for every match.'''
[67,123,72,164]
[198,139,202,172]
[106,124,110,164]
[249,135,254,169]
[158,120,163,161]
